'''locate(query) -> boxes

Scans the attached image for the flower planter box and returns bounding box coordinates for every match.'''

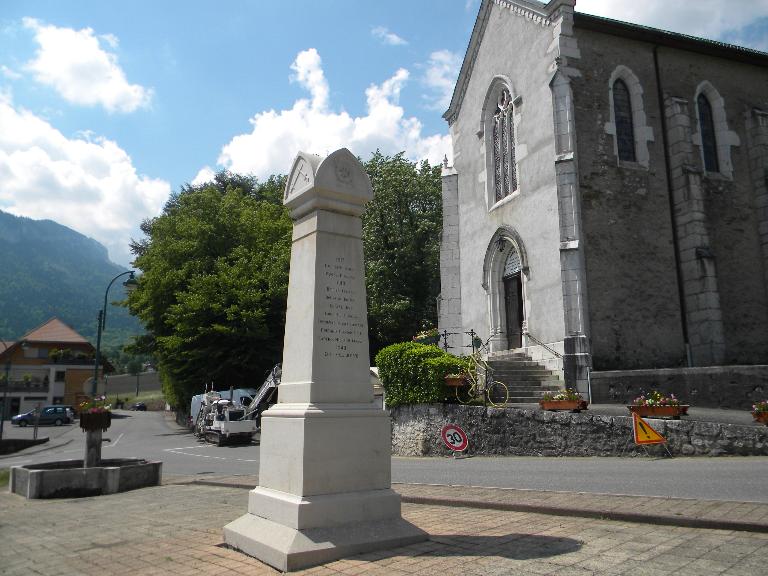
[539,400,588,412]
[752,412,768,425]
[627,405,689,419]
[79,411,111,432]
[444,375,468,387]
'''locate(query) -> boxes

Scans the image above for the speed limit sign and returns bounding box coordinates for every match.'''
[441,424,468,452]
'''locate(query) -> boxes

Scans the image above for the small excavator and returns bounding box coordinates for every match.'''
[191,364,281,446]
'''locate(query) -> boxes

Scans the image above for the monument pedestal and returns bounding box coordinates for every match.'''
[225,513,424,573]
[223,149,426,571]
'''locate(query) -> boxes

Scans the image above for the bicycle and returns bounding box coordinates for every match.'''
[454,334,509,408]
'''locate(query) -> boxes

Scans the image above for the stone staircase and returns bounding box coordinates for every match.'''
[487,351,564,403]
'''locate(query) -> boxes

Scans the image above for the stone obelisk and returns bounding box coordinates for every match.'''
[223,148,426,572]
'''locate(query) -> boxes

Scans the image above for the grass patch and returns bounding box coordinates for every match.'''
[107,391,166,411]
[0,468,10,487]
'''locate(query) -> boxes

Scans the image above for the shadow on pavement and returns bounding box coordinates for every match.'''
[371,534,583,561]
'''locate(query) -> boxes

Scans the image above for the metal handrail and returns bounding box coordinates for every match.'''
[524,331,563,359]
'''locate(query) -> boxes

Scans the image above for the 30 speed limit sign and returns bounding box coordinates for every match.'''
[441,424,469,452]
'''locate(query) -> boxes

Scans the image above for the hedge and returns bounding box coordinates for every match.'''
[375,342,468,407]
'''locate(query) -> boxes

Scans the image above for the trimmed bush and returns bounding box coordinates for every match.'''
[376,342,468,407]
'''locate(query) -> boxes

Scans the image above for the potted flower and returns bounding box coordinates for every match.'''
[444,373,468,387]
[752,400,768,425]
[539,389,588,412]
[627,390,689,419]
[79,395,112,432]
[413,328,440,346]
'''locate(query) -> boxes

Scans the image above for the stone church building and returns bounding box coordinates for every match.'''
[438,0,768,401]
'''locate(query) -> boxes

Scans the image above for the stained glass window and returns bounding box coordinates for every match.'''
[698,93,719,173]
[493,89,517,202]
[613,79,636,162]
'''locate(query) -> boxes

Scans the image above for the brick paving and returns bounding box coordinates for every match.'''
[2,479,767,575]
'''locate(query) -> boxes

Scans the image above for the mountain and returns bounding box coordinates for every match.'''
[0,210,144,349]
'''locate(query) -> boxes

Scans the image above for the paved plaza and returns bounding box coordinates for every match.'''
[2,476,767,575]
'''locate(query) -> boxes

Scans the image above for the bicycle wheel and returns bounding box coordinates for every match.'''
[486,380,509,407]
[454,376,474,404]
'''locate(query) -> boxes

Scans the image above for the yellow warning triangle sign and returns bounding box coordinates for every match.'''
[632,412,666,445]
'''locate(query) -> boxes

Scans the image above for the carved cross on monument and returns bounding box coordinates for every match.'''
[223,148,426,572]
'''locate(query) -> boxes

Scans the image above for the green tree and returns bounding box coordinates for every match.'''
[362,151,443,359]
[128,172,291,407]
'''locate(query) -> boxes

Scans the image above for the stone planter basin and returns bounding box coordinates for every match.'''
[9,458,162,499]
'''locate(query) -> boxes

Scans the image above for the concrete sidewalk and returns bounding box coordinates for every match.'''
[2,477,767,576]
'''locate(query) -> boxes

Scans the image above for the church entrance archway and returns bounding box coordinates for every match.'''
[483,229,528,353]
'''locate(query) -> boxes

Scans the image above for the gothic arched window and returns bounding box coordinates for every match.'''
[697,93,720,173]
[492,88,517,202]
[612,79,636,162]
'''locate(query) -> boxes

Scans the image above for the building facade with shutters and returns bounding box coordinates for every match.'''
[0,318,110,417]
[438,0,768,394]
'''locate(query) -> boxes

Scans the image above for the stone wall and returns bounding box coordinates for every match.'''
[590,366,768,410]
[390,404,768,457]
[572,31,687,370]
[572,26,768,370]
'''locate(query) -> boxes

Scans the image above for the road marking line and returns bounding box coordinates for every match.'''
[166,449,227,460]
[105,433,125,448]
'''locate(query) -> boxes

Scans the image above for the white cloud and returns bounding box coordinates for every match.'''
[371,26,408,46]
[423,50,462,111]
[1,65,22,80]
[191,166,216,186]
[23,17,153,113]
[0,96,170,265]
[216,48,451,179]
[576,0,768,49]
[289,48,329,110]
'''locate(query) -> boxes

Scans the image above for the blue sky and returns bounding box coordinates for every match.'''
[1,0,765,266]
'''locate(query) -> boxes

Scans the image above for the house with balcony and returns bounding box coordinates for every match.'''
[0,318,112,418]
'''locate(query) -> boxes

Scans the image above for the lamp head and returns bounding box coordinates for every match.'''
[123,271,139,294]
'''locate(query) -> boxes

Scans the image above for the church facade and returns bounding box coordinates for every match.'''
[438,0,768,393]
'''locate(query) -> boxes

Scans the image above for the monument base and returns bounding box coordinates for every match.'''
[224,512,427,572]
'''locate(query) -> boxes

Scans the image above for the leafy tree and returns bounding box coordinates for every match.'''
[128,172,291,407]
[362,152,443,359]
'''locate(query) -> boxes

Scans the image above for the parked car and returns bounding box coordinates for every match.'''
[12,406,72,427]
[131,402,147,411]
[58,405,77,419]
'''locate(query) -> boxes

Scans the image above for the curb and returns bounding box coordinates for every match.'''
[176,479,768,534]
[0,438,73,460]
[397,495,768,534]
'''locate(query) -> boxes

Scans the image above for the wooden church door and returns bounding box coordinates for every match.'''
[504,273,523,348]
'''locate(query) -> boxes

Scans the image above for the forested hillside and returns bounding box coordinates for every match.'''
[0,210,144,349]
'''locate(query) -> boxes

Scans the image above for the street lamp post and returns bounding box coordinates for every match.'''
[91,271,139,398]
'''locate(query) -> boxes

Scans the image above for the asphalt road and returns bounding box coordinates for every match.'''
[3,410,768,502]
